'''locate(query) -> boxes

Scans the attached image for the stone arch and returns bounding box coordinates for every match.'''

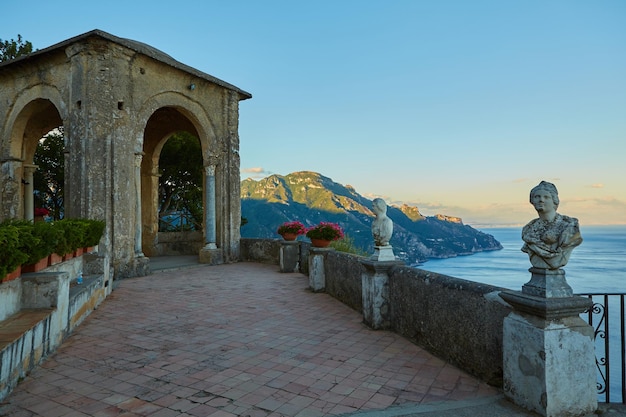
[0,85,66,220]
[135,92,219,257]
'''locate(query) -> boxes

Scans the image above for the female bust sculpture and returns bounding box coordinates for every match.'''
[521,181,582,270]
[372,198,393,247]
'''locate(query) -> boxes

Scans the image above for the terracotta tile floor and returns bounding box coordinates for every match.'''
[0,262,498,416]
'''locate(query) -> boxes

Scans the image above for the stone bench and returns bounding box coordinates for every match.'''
[0,308,55,399]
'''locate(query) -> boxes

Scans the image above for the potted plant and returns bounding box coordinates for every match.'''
[0,221,29,281]
[305,222,344,247]
[23,220,60,272]
[83,219,105,251]
[53,220,75,259]
[276,221,306,241]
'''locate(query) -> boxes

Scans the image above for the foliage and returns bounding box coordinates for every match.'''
[5,220,42,265]
[159,132,203,231]
[34,129,65,220]
[277,221,306,236]
[306,222,344,241]
[0,34,34,62]
[0,219,106,277]
[82,219,105,247]
[330,234,368,256]
[0,222,29,277]
[29,221,62,264]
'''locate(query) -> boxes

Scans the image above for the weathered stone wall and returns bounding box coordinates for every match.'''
[239,238,512,386]
[324,251,364,312]
[153,232,204,256]
[240,238,281,264]
[388,266,511,386]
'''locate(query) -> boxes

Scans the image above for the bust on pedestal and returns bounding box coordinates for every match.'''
[370,198,396,262]
[361,198,402,329]
[500,181,596,417]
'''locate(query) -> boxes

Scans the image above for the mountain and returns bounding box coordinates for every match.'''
[240,171,502,265]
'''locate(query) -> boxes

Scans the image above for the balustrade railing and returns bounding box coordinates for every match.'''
[578,293,626,404]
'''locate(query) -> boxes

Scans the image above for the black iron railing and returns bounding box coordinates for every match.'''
[578,293,626,404]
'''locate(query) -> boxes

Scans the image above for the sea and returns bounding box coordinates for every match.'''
[416,225,626,402]
[416,225,626,294]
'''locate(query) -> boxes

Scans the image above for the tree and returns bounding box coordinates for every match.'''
[0,34,34,62]
[34,129,65,220]
[158,132,203,231]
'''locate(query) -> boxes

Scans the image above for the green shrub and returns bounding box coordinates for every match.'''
[330,233,368,256]
[53,220,74,255]
[83,219,105,247]
[0,222,29,277]
[30,221,63,263]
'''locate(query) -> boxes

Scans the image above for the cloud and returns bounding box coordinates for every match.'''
[241,167,272,179]
[589,183,604,189]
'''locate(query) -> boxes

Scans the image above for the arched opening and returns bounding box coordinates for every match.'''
[141,107,206,257]
[9,99,64,221]
[33,128,65,220]
[158,132,203,232]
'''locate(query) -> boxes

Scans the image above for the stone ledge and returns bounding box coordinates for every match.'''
[0,309,54,351]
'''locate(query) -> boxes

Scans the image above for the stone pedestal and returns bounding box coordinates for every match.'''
[371,245,396,262]
[279,241,300,273]
[360,259,403,330]
[308,247,332,292]
[199,246,223,265]
[501,279,597,417]
[523,267,573,298]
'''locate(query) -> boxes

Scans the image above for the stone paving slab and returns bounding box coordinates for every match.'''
[0,262,502,416]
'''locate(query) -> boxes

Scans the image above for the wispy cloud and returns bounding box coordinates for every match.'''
[241,167,272,179]
[589,183,604,189]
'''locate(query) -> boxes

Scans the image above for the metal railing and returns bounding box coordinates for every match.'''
[158,211,200,232]
[578,293,626,404]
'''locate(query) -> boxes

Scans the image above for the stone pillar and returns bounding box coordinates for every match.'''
[204,163,217,250]
[308,247,332,292]
[133,153,144,257]
[23,164,38,221]
[199,163,222,264]
[360,259,403,330]
[0,159,22,220]
[279,241,300,273]
[500,268,597,417]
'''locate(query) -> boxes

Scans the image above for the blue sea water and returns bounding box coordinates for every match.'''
[418,225,626,402]
[417,225,626,293]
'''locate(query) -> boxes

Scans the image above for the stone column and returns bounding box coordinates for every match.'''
[23,164,38,221]
[133,153,144,257]
[308,247,332,292]
[500,269,597,417]
[204,163,217,250]
[279,241,300,273]
[199,162,222,264]
[360,259,403,330]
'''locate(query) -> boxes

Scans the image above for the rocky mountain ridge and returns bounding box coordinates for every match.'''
[241,171,502,265]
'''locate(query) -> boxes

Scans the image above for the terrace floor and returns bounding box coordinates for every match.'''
[1,259,607,417]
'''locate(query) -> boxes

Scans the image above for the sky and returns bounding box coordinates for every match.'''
[3,0,625,227]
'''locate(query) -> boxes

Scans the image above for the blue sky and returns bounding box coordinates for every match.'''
[4,0,625,226]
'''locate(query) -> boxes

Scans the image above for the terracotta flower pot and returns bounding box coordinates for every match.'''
[311,238,331,248]
[48,253,63,266]
[74,247,83,257]
[2,266,21,283]
[63,252,74,261]
[281,233,298,241]
[22,257,49,273]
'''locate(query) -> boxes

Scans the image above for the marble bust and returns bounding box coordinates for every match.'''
[372,198,393,246]
[521,181,582,270]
